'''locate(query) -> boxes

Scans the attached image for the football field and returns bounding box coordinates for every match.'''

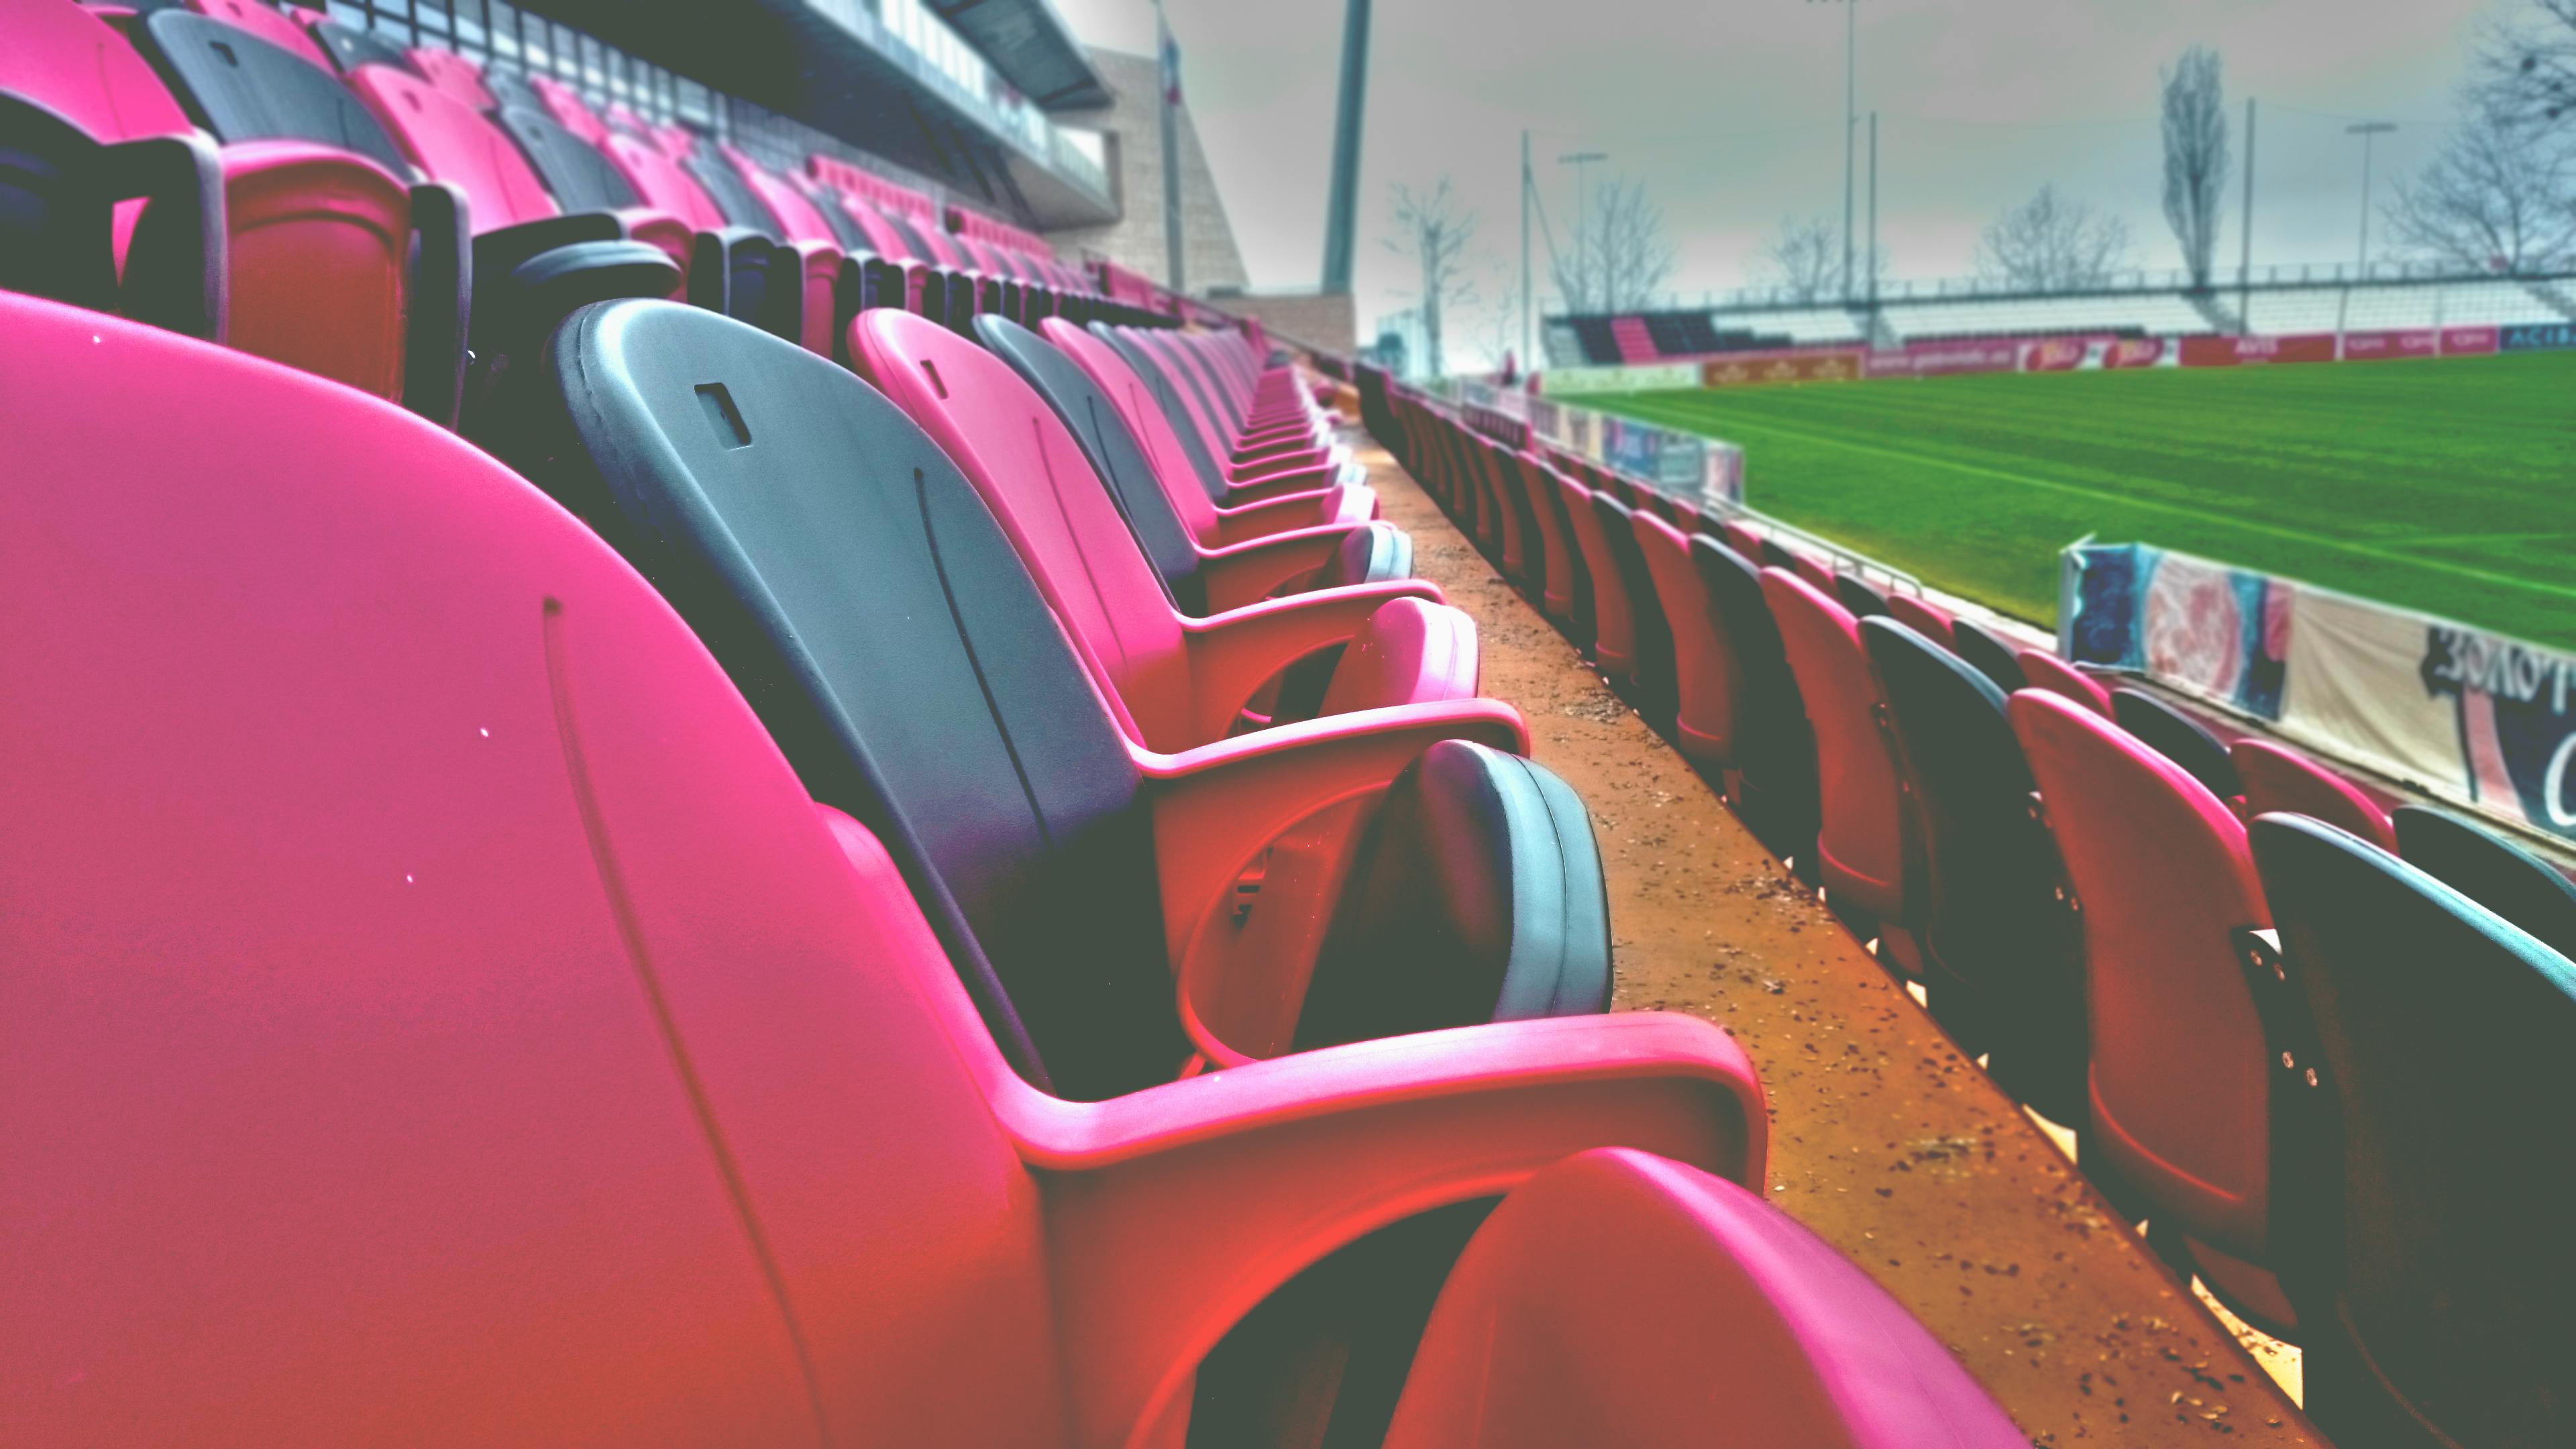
[1591,353,2576,647]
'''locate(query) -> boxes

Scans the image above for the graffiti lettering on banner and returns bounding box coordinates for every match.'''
[2422,629,2576,837]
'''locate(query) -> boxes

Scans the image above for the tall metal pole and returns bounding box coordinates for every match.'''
[1319,0,1374,292]
[1841,0,1856,300]
[1866,110,1878,309]
[1156,0,1185,293]
[1520,129,1533,367]
[2239,98,2256,327]
[1559,151,1606,310]
[2347,121,2396,274]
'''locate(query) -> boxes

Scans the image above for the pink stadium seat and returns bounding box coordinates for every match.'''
[406,44,495,110]
[1790,550,1838,595]
[525,72,610,146]
[1763,568,1920,968]
[1,0,465,419]
[1515,451,1586,623]
[2232,737,2397,851]
[1385,1150,2028,1449]
[186,0,330,70]
[856,310,1487,753]
[1634,511,1740,767]
[1718,518,1765,563]
[1885,591,1955,647]
[2008,689,2292,1332]
[0,290,1815,1447]
[1560,475,1637,679]
[2017,647,2114,715]
[1041,316,1372,543]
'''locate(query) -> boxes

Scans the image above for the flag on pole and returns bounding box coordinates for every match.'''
[1159,15,1183,107]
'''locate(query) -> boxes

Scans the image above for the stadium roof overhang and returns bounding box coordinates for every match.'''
[925,0,1112,111]
[523,0,1117,228]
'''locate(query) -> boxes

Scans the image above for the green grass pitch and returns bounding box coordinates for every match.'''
[1591,353,2576,648]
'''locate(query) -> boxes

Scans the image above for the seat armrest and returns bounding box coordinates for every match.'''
[399,181,470,430]
[1207,488,1336,546]
[1179,584,1456,741]
[471,212,625,281]
[1143,700,1529,1002]
[103,133,225,342]
[1214,460,1343,503]
[1002,1014,1766,1449]
[1196,523,1383,612]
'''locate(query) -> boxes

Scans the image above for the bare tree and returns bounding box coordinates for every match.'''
[1976,184,2134,292]
[2159,45,2230,289]
[1552,175,1676,313]
[1382,179,1479,378]
[2383,101,2576,272]
[2474,0,2576,131]
[1750,215,1840,303]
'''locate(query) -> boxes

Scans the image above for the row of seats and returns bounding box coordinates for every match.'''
[2,30,2043,1429]
[1361,365,2576,1449]
[0,0,1155,443]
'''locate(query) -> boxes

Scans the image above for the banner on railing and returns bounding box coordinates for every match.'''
[1535,363,1702,396]
[1456,378,1745,504]
[1703,350,1862,388]
[2502,321,2576,352]
[2063,541,2576,845]
[1867,339,2020,378]
[2180,333,2341,366]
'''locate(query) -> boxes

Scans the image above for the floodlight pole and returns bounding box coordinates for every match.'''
[1521,129,1533,365]
[2239,98,2257,329]
[1866,110,1878,311]
[2347,121,2396,275]
[1560,151,1607,311]
[1841,0,1856,301]
[1320,0,1373,293]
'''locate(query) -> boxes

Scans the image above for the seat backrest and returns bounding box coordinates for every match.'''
[1833,573,1890,620]
[1387,1149,2030,1449]
[0,291,1067,1446]
[1862,619,2085,1116]
[301,15,415,77]
[1560,481,1633,670]
[1040,313,1226,551]
[858,310,1201,753]
[1479,439,1532,573]
[1097,321,1234,498]
[1946,616,2026,694]
[2232,738,2394,851]
[495,101,637,211]
[1634,513,1737,761]
[345,63,556,229]
[682,144,783,236]
[2008,688,2271,1253]
[988,315,1205,607]
[2015,646,2112,716]
[1884,592,1953,647]
[1690,537,1812,777]
[720,144,838,244]
[0,0,195,141]
[1513,451,1582,618]
[524,71,608,144]
[2110,687,2241,800]
[1591,491,1674,708]
[2247,814,2576,1449]
[142,11,413,177]
[407,44,496,109]
[2392,806,2576,959]
[602,127,727,229]
[188,0,330,70]
[517,299,1183,1103]
[1764,568,1907,922]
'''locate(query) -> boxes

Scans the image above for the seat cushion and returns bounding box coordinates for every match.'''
[1297,741,1611,1049]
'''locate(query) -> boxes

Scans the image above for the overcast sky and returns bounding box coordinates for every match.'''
[1053,0,2511,359]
